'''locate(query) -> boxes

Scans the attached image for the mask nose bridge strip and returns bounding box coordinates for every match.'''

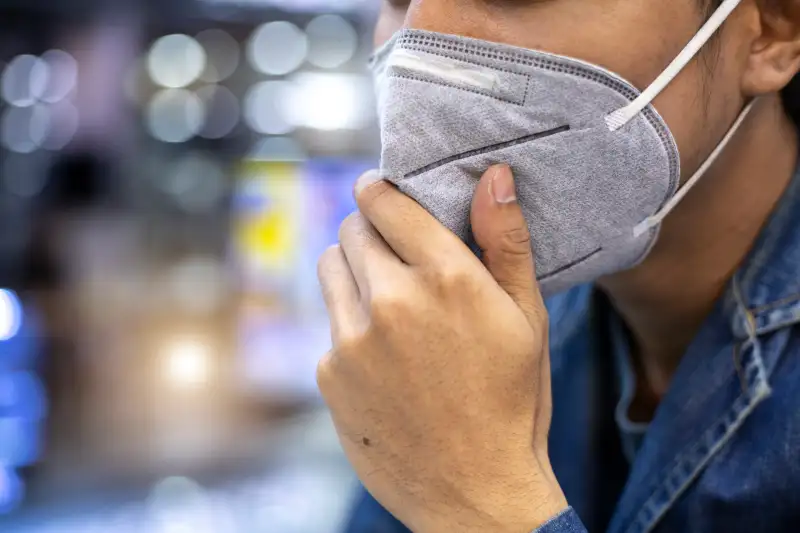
[605,0,743,132]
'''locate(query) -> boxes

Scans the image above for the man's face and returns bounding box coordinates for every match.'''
[374,0,753,183]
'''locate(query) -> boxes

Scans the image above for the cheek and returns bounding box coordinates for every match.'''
[651,52,745,183]
[651,62,711,182]
[374,5,408,48]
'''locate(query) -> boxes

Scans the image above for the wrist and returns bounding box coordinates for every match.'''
[418,463,569,533]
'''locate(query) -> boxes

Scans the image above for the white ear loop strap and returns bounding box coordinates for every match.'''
[606,0,743,131]
[632,98,758,238]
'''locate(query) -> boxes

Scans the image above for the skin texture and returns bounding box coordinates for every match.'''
[318,0,800,530]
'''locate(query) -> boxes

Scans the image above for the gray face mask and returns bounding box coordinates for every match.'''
[369,0,753,297]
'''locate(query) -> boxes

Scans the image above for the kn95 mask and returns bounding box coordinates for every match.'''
[369,0,754,297]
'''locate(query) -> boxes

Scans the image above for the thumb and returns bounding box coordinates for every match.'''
[471,164,543,320]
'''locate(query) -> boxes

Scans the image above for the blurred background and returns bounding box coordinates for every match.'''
[0,0,381,530]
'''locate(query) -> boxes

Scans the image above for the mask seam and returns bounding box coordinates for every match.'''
[388,73,525,106]
[537,247,603,281]
[402,124,571,179]
[397,33,680,198]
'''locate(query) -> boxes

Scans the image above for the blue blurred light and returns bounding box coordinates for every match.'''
[0,417,42,467]
[0,467,23,514]
[0,372,47,419]
[0,289,22,342]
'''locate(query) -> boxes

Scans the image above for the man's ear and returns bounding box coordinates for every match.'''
[742,1,800,95]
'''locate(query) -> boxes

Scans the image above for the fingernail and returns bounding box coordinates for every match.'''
[354,170,383,197]
[489,165,517,204]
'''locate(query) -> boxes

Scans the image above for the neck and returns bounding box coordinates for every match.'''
[599,95,798,400]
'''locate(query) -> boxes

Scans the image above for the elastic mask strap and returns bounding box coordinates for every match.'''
[606,0,743,131]
[633,99,758,238]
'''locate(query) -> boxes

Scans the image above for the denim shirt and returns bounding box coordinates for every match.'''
[343,165,800,533]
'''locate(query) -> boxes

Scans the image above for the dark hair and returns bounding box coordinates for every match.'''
[705,0,800,125]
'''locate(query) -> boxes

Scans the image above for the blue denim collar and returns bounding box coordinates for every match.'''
[605,164,800,533]
[724,164,800,341]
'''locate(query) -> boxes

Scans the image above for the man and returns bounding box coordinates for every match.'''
[316,0,800,531]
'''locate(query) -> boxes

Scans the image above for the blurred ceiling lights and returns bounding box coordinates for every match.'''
[147,34,207,89]
[243,74,372,133]
[197,85,240,139]
[40,50,78,104]
[247,21,308,76]
[284,73,372,131]
[305,15,358,69]
[146,89,205,144]
[0,51,79,153]
[0,289,22,342]
[196,29,241,83]
[243,81,294,135]
[1,55,48,108]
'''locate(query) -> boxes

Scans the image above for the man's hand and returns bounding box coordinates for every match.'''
[317,165,568,533]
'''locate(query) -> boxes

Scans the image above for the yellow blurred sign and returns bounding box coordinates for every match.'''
[234,161,302,275]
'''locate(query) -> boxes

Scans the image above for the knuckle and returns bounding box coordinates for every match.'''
[339,212,379,245]
[357,179,393,209]
[369,293,407,326]
[317,245,342,277]
[316,351,337,394]
[338,212,363,242]
[336,331,365,357]
[434,264,471,292]
[499,227,533,257]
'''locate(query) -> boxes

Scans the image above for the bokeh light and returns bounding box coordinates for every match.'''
[306,15,358,69]
[43,100,79,151]
[243,81,294,135]
[0,468,23,514]
[247,22,308,76]
[147,35,207,89]
[1,55,48,108]
[40,49,78,103]
[196,29,240,83]
[146,89,205,143]
[1,105,50,154]
[164,153,226,213]
[0,417,41,466]
[284,73,372,130]
[197,85,239,139]
[162,339,212,389]
[0,372,47,419]
[0,289,22,342]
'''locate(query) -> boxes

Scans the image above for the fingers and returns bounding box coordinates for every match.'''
[470,164,544,323]
[338,211,404,300]
[354,170,463,266]
[318,245,366,344]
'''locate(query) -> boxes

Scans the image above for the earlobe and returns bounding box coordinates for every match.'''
[741,5,800,96]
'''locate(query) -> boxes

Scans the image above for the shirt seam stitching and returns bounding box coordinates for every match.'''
[750,293,800,314]
[625,338,771,533]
